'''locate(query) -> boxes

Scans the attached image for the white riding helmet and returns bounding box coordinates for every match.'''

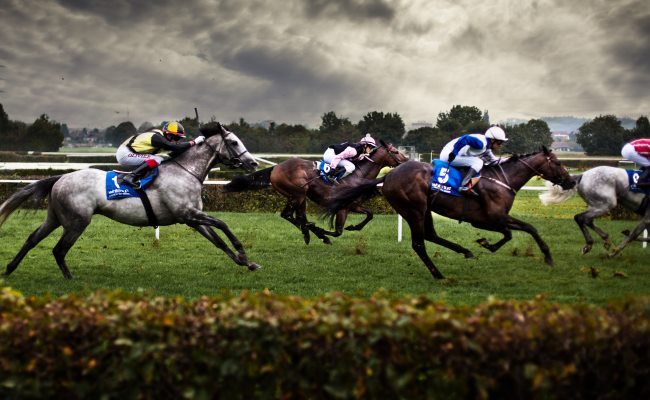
[485,126,508,142]
[359,133,377,147]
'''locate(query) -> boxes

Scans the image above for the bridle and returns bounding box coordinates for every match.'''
[483,152,570,193]
[172,128,254,183]
[209,129,253,169]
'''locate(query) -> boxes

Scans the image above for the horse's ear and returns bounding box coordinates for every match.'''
[199,122,223,138]
[542,144,550,155]
[379,139,387,148]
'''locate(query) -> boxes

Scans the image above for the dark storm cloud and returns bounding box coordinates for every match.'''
[0,0,647,129]
[303,0,396,21]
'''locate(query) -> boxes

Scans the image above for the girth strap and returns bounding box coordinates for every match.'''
[135,188,159,228]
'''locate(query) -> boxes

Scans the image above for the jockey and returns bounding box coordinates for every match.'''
[323,133,377,181]
[439,126,508,195]
[621,138,650,188]
[116,121,205,188]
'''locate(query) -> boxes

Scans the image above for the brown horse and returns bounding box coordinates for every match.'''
[325,146,575,279]
[226,140,407,244]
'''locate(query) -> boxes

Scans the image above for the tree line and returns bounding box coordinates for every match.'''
[0,102,647,155]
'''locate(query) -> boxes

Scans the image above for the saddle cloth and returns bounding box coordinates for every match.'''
[626,170,650,194]
[316,160,344,184]
[105,168,159,200]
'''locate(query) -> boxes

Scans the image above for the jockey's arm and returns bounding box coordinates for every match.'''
[452,135,484,156]
[330,147,358,168]
[151,134,194,152]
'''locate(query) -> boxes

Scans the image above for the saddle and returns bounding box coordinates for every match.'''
[430,160,481,197]
[106,169,159,227]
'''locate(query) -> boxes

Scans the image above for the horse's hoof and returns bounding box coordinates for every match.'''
[344,225,359,231]
[322,237,332,245]
[476,238,489,248]
[544,257,554,266]
[464,252,476,259]
[247,263,261,271]
[608,248,621,258]
[603,241,612,250]
[303,233,311,245]
[581,245,592,255]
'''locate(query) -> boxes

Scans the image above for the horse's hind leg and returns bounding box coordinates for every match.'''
[344,206,372,232]
[4,212,60,277]
[404,215,444,279]
[575,208,610,254]
[52,223,90,279]
[424,212,475,259]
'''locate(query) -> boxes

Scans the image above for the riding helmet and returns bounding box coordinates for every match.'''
[162,121,186,138]
[359,133,377,147]
[485,126,508,142]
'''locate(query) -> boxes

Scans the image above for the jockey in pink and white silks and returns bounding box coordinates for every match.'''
[439,126,508,195]
[621,138,650,188]
[323,133,377,181]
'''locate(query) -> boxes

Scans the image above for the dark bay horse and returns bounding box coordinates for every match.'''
[0,123,260,279]
[225,141,407,244]
[539,166,650,256]
[325,146,575,279]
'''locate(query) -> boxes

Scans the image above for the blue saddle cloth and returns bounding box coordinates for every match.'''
[316,160,344,185]
[627,170,650,194]
[430,160,463,196]
[105,168,159,200]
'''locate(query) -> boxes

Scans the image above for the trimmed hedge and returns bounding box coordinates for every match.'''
[0,288,648,399]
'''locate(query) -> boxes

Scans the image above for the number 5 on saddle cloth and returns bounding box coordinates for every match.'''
[430,160,480,196]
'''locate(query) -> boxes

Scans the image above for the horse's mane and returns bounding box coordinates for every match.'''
[498,149,543,165]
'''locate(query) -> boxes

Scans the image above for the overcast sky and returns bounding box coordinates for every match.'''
[1,0,648,129]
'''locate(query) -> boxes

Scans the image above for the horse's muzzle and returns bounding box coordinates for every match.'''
[561,179,576,190]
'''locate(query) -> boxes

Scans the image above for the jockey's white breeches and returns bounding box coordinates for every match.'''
[439,147,484,171]
[622,143,650,168]
[116,145,168,166]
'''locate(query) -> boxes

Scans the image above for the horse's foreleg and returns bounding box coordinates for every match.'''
[574,209,610,254]
[344,206,373,232]
[424,212,475,259]
[5,216,60,277]
[187,212,261,270]
[504,216,553,266]
[192,224,260,271]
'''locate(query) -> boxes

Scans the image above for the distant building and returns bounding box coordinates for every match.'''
[551,131,582,152]
[409,121,433,130]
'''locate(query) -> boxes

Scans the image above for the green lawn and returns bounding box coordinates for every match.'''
[0,191,647,304]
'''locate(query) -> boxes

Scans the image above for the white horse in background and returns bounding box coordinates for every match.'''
[540,166,650,256]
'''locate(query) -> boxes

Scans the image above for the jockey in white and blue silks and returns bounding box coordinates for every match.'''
[439,126,508,195]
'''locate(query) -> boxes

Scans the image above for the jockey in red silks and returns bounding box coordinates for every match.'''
[323,133,377,182]
[439,126,508,196]
[622,138,650,188]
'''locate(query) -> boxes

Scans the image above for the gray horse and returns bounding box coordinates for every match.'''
[0,123,260,279]
[539,166,649,256]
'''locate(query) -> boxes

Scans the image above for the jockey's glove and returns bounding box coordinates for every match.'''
[194,136,206,145]
[447,152,456,163]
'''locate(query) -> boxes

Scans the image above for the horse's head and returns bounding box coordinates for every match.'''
[200,123,258,172]
[531,145,575,190]
[372,139,408,167]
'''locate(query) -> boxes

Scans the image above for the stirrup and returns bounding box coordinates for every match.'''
[458,186,478,196]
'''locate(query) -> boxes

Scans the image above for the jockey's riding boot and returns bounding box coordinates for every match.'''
[122,163,152,189]
[328,166,345,183]
[638,167,650,189]
[458,168,479,196]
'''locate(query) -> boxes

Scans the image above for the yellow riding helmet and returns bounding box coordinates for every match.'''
[162,121,186,138]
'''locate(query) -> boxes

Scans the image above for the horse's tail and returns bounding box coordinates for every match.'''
[0,176,62,228]
[224,167,274,192]
[324,176,385,224]
[538,174,581,205]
